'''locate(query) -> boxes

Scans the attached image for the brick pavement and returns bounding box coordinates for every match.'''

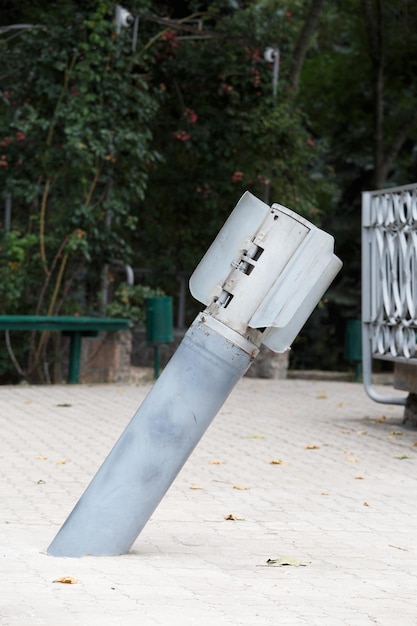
[1,377,417,626]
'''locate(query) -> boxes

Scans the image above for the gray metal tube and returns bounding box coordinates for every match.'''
[361,195,406,406]
[362,322,406,406]
[47,313,256,557]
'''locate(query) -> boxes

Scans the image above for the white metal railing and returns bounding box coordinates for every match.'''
[362,182,417,404]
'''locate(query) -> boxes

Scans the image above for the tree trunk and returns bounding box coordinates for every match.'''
[362,0,385,188]
[290,0,325,93]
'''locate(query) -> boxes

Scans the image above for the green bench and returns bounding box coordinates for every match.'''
[0,315,130,384]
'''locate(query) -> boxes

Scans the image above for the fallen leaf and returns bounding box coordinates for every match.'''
[189,485,203,490]
[35,455,48,461]
[53,576,77,584]
[337,402,344,407]
[224,514,244,521]
[266,557,308,567]
[346,457,359,463]
[394,455,412,460]
[354,476,364,480]
[412,442,417,447]
[56,403,72,408]
[210,460,225,465]
[389,431,403,438]
[24,400,33,405]
[233,485,250,490]
[321,492,329,496]
[341,429,351,434]
[56,460,67,465]
[246,434,265,439]
[305,445,319,450]
[270,459,284,465]
[316,394,327,400]
[37,480,46,485]
[363,502,370,507]
[356,430,368,435]
[375,415,386,423]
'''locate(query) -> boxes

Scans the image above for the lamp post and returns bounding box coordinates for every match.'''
[262,46,279,204]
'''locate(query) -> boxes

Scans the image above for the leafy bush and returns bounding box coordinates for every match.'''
[107,283,165,327]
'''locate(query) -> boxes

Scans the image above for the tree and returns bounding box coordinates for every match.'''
[0,0,160,380]
[4,0,416,379]
[132,1,337,287]
[361,0,417,188]
[290,0,325,92]
[291,0,417,368]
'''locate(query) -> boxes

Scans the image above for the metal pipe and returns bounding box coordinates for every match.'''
[47,313,257,557]
[361,191,407,406]
[362,323,406,405]
[47,191,341,558]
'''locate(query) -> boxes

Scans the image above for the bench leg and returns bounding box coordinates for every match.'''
[68,332,82,384]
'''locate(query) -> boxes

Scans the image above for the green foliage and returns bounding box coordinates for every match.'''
[107,283,165,326]
[0,230,39,313]
[134,1,337,276]
[0,0,160,316]
[0,0,161,380]
[2,0,417,379]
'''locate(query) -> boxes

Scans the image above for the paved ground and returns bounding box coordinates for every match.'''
[1,376,417,626]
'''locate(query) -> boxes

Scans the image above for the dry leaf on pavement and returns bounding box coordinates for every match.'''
[53,576,77,584]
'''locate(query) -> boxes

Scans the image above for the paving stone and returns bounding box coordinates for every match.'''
[1,379,417,625]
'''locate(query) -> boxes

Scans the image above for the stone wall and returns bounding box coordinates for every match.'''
[131,328,183,369]
[78,330,132,384]
[245,345,289,379]
[393,361,417,427]
[62,327,290,384]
